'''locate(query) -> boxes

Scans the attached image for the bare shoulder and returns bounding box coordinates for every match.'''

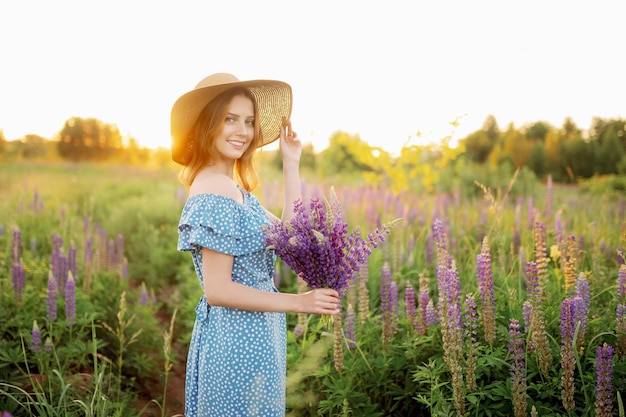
[189,172,241,201]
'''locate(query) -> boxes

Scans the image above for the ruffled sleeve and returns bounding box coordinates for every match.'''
[177,194,267,256]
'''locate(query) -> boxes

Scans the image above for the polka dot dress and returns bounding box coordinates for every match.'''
[178,190,286,417]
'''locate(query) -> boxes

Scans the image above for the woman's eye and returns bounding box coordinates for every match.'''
[246,120,255,126]
[225,117,235,123]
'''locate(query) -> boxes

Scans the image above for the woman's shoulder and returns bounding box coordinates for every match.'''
[189,172,241,202]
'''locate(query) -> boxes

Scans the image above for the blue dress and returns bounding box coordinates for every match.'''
[177,190,286,417]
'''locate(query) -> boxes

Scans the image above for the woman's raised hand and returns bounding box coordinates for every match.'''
[298,288,340,315]
[280,118,302,164]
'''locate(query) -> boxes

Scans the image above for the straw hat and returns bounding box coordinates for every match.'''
[170,73,292,164]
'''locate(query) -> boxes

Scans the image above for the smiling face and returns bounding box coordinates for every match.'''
[213,94,256,163]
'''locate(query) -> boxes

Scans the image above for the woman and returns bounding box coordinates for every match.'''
[171,73,340,417]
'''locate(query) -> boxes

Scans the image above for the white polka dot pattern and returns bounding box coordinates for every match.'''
[178,191,286,417]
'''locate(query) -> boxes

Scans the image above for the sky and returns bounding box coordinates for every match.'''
[1,1,624,155]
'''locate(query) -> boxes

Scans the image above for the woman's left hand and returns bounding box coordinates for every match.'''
[280,118,302,164]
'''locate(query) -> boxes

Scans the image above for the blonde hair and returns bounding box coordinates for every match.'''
[177,87,262,191]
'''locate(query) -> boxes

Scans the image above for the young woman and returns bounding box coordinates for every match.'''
[171,73,340,417]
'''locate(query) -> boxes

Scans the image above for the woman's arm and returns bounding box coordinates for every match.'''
[279,120,302,222]
[202,247,340,314]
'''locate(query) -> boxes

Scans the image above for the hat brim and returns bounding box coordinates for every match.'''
[171,78,292,165]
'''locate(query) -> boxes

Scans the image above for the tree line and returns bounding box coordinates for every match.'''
[0,117,172,167]
[460,115,626,182]
[1,115,624,185]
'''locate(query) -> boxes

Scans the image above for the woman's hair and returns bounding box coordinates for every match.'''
[177,87,262,191]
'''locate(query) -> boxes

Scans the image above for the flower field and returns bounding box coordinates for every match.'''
[0,162,625,416]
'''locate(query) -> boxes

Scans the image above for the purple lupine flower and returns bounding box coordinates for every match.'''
[2,410,14,417]
[344,304,356,349]
[11,227,22,264]
[533,221,548,278]
[107,239,116,269]
[464,294,478,343]
[31,320,41,351]
[31,188,40,213]
[424,299,438,327]
[521,300,534,351]
[357,261,369,325]
[431,219,446,249]
[524,261,541,302]
[84,236,93,293]
[575,275,590,343]
[11,261,25,305]
[424,233,434,265]
[618,264,626,299]
[554,209,564,250]
[380,262,394,344]
[65,271,76,326]
[578,234,585,252]
[443,265,461,328]
[333,304,344,372]
[52,232,63,251]
[463,293,478,392]
[390,281,398,318]
[441,282,464,415]
[58,252,68,297]
[526,196,535,230]
[509,318,527,417]
[476,237,496,345]
[418,273,435,328]
[117,234,125,266]
[293,324,304,338]
[560,297,577,412]
[47,271,57,321]
[512,228,521,255]
[594,343,614,417]
[432,219,452,267]
[139,282,150,306]
[616,304,626,357]
[405,282,417,331]
[524,260,553,376]
[120,258,129,280]
[44,337,53,353]
[83,215,91,237]
[68,242,77,279]
[380,262,392,310]
[51,240,68,297]
[264,187,399,299]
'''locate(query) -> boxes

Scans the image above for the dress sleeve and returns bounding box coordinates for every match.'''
[177,194,267,256]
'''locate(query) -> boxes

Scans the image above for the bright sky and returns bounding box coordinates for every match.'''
[1,1,624,155]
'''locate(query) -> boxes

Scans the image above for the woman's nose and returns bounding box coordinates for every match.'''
[236,121,249,136]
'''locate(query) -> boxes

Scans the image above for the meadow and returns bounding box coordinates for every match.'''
[0,161,624,417]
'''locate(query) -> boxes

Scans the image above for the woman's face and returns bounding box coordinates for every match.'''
[214,94,255,162]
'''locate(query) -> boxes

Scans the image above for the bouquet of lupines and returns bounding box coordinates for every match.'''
[264,187,400,321]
